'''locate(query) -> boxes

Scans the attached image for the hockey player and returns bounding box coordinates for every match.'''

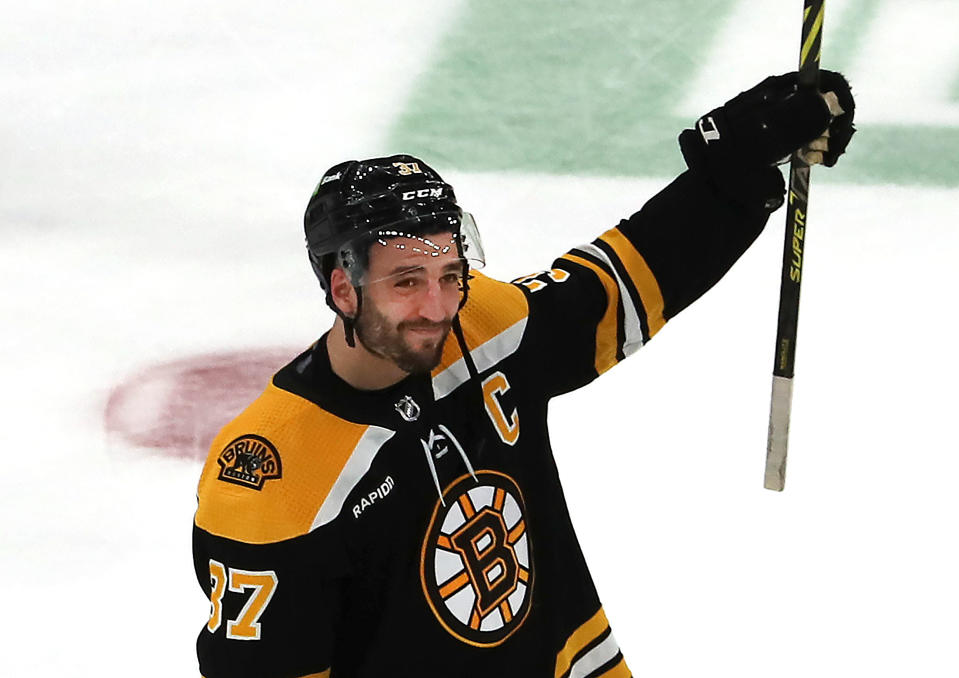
[193,72,855,677]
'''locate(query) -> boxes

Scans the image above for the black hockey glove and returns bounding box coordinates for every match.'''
[679,70,855,212]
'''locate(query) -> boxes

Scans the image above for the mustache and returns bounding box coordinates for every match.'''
[399,319,452,332]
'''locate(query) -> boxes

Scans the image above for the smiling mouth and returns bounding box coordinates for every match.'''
[404,324,450,342]
[407,326,446,336]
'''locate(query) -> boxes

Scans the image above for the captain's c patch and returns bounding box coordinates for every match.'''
[216,434,282,490]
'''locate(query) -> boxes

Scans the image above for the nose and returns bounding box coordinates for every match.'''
[417,279,453,322]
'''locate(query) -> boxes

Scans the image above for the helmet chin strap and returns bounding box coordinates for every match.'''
[320,273,362,349]
[343,321,357,348]
[343,289,363,348]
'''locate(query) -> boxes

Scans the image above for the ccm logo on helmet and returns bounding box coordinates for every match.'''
[402,187,444,201]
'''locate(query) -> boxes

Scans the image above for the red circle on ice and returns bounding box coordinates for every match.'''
[104,348,295,461]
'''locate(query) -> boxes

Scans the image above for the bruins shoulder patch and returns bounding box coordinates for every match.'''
[216,434,282,490]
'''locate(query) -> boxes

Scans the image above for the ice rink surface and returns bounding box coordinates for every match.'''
[2,1,957,676]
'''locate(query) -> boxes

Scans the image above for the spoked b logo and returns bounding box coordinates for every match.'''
[420,471,533,647]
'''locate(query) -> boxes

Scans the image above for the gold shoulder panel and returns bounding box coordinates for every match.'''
[195,383,370,544]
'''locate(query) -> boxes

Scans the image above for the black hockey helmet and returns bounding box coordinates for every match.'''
[304,154,484,343]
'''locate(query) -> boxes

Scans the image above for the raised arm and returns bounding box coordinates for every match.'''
[512,70,854,397]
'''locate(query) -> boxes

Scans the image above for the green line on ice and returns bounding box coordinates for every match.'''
[389,0,959,187]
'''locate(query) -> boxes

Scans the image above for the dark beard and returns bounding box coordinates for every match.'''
[354,303,452,375]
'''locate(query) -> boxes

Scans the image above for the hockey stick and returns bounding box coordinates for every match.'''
[764,0,824,492]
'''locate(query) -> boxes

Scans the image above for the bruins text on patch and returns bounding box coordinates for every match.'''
[216,434,282,490]
[421,470,533,647]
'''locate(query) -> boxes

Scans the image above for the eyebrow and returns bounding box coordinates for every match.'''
[386,261,463,277]
[386,264,426,277]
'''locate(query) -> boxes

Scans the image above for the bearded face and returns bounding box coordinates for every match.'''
[350,232,465,375]
[353,297,453,374]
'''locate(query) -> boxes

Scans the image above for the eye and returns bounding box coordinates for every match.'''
[394,277,421,290]
[440,272,462,286]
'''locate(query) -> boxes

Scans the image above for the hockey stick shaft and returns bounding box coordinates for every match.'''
[764,0,824,491]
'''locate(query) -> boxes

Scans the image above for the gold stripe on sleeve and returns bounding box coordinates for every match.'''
[560,254,621,375]
[554,607,610,678]
[597,228,666,338]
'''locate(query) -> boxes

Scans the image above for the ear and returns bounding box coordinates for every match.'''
[329,268,358,317]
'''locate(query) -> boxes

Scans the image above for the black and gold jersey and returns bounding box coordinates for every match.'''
[193,170,770,677]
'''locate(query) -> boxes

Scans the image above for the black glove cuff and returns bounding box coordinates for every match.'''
[679,128,786,213]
